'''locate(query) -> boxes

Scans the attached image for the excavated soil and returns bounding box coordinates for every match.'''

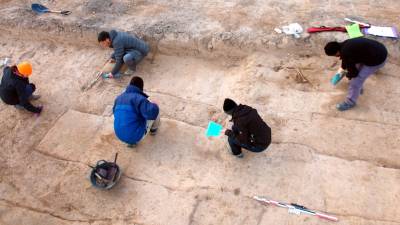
[0,1,400,225]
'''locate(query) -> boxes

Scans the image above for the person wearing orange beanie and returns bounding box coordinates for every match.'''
[0,61,43,114]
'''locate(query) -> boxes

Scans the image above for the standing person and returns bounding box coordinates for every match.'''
[324,37,387,111]
[222,98,271,158]
[98,30,150,79]
[113,76,160,147]
[0,61,43,114]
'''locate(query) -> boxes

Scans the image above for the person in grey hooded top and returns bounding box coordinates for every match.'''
[98,30,150,78]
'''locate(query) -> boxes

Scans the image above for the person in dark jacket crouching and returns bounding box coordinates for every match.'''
[222,98,271,158]
[113,76,160,148]
[98,30,150,79]
[325,38,387,111]
[0,61,43,114]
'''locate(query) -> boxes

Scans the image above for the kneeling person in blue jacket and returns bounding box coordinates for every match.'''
[113,76,160,147]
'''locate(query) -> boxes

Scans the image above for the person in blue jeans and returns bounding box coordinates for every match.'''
[325,38,387,111]
[98,30,150,78]
[0,62,43,114]
[113,76,160,148]
[223,98,271,158]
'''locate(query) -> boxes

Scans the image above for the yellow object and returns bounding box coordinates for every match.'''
[345,24,363,39]
[17,61,32,77]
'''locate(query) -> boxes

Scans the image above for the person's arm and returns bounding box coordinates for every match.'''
[225,123,250,145]
[111,42,125,75]
[15,83,41,113]
[341,53,358,79]
[138,98,159,120]
[342,59,358,79]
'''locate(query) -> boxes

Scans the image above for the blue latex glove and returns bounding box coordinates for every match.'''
[102,72,114,79]
[331,72,344,85]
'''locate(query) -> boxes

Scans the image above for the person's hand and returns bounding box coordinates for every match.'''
[345,72,355,80]
[30,83,36,92]
[224,129,234,137]
[102,72,113,79]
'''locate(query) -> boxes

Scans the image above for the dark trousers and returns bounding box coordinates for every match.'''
[25,84,35,98]
[123,50,145,70]
[1,84,35,105]
[228,125,266,155]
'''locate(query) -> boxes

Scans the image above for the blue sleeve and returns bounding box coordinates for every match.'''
[137,98,159,120]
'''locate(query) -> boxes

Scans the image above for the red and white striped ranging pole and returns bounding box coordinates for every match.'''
[253,196,338,222]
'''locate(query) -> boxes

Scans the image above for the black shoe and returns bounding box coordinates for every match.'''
[14,104,24,110]
[234,153,244,158]
[127,143,137,148]
[150,128,158,135]
[124,64,136,75]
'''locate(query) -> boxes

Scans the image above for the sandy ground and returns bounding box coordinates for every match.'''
[0,0,400,225]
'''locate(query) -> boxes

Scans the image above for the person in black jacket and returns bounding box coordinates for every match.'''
[325,38,387,111]
[0,62,42,114]
[222,98,271,158]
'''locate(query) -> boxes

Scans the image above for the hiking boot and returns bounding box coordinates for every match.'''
[124,68,136,76]
[149,128,158,136]
[127,63,137,73]
[234,153,244,158]
[336,101,356,111]
[29,94,41,101]
[127,143,137,148]
[14,104,24,110]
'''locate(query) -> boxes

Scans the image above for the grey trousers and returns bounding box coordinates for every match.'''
[346,61,386,104]
[123,50,144,69]
[138,114,160,143]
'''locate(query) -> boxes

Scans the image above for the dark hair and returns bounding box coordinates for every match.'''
[98,31,110,42]
[223,98,237,115]
[324,41,341,56]
[130,76,144,90]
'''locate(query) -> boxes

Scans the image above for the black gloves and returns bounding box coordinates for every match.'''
[225,129,234,137]
[30,83,36,92]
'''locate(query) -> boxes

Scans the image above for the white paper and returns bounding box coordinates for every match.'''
[366,26,398,38]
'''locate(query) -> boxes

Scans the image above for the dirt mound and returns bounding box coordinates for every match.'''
[85,0,129,15]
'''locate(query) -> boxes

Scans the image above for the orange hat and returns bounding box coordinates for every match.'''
[17,61,32,77]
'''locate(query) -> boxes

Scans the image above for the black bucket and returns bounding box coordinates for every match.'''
[90,154,121,190]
